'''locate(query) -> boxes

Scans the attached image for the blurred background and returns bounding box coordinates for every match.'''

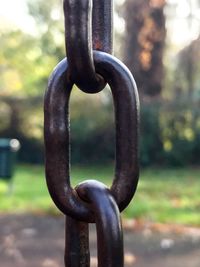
[1,0,200,166]
[0,0,200,266]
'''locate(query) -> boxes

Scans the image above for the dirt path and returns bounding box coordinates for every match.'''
[0,214,200,267]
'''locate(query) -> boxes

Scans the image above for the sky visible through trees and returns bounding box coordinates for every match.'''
[0,0,200,166]
[0,0,200,46]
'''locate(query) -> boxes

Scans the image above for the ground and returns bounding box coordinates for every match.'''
[0,214,200,267]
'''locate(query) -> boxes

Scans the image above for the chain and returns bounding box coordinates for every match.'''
[64,0,113,93]
[65,181,123,267]
[44,1,140,266]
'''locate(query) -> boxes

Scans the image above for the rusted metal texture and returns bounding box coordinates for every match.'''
[44,0,140,266]
[44,51,139,222]
[65,217,90,267]
[64,0,113,93]
[65,180,123,267]
[76,180,123,267]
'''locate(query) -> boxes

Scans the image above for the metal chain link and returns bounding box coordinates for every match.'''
[65,180,123,267]
[64,0,113,93]
[44,0,140,266]
[44,52,139,222]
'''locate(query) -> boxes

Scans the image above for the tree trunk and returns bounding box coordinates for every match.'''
[123,0,166,98]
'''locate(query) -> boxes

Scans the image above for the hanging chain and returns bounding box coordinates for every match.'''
[44,0,140,266]
[64,0,113,93]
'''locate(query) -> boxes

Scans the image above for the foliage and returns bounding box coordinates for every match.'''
[159,35,200,166]
[160,101,200,166]
[27,0,64,61]
[0,31,44,97]
[140,101,163,166]
[0,0,64,163]
[140,99,200,166]
[1,165,200,226]
[70,89,115,164]
[0,0,200,166]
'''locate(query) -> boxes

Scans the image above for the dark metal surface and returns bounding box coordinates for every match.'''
[92,0,113,53]
[44,1,140,266]
[64,0,113,93]
[64,180,123,267]
[44,51,139,222]
[76,180,123,267]
[65,217,90,267]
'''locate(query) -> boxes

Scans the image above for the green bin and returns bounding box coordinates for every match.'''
[0,139,20,180]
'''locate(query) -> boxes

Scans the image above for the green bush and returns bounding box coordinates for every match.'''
[140,102,163,166]
[1,94,200,167]
[160,101,200,166]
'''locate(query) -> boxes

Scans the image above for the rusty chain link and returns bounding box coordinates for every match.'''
[65,180,123,267]
[44,52,139,222]
[44,0,140,266]
[64,0,113,93]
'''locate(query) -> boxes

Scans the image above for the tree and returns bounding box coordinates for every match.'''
[0,0,65,163]
[0,0,116,164]
[27,0,64,60]
[123,0,166,97]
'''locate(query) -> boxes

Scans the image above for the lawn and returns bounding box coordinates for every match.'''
[0,165,200,226]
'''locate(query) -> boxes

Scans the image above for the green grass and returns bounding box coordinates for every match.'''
[0,165,200,226]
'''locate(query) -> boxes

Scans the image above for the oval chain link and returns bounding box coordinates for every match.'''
[44,51,139,222]
[65,180,123,267]
[64,0,113,93]
[45,1,140,266]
